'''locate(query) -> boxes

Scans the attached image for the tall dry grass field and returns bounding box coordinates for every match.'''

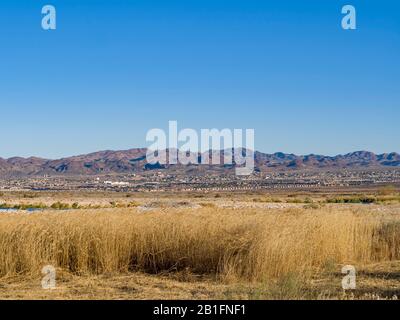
[0,207,399,283]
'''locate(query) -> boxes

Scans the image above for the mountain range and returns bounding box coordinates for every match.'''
[0,149,399,177]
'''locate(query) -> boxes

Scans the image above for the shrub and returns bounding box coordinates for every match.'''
[50,202,70,210]
[72,203,80,209]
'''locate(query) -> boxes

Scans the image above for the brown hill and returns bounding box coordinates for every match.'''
[0,149,398,177]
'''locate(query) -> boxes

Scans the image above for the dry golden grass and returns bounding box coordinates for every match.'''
[0,206,399,286]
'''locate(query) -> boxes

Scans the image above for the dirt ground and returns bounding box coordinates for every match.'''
[0,261,398,300]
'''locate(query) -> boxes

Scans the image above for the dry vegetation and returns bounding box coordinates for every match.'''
[0,192,399,300]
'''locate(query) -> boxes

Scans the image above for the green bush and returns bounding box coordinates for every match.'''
[72,203,80,209]
[326,196,377,204]
[50,202,70,210]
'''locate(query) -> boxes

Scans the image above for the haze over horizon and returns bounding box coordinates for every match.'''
[1,0,399,159]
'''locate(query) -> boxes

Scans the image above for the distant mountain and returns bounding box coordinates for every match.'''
[0,149,399,177]
[254,151,400,170]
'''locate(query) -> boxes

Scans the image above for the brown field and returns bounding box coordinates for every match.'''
[0,189,400,300]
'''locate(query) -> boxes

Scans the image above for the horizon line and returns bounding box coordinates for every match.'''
[1,148,399,161]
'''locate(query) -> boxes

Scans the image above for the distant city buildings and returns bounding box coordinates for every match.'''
[0,169,399,192]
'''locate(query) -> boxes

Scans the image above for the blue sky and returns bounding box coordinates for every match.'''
[0,0,399,158]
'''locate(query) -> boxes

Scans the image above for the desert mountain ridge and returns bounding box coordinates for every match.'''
[0,149,399,177]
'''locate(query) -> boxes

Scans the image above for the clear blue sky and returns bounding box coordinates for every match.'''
[0,0,399,158]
